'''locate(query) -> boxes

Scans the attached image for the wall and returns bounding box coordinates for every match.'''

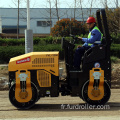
[0,8,99,34]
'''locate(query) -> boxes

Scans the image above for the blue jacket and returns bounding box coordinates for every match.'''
[82,27,102,47]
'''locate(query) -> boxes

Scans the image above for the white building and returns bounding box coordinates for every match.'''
[0,8,99,34]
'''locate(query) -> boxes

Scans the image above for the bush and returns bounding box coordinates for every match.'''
[111,56,119,63]
[0,46,25,63]
[51,18,88,37]
[0,38,25,46]
[0,36,63,46]
[111,44,120,58]
[34,44,62,51]
[0,33,119,46]
[0,37,120,63]
[0,44,63,63]
[111,33,120,44]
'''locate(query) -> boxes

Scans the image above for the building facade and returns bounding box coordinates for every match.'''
[0,8,99,34]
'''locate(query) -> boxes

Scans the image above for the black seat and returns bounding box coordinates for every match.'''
[81,36,106,66]
[81,44,106,70]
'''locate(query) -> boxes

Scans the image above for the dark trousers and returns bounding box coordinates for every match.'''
[74,46,91,68]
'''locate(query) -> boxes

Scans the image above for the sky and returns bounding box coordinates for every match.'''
[0,0,119,8]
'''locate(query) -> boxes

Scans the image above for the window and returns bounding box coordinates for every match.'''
[37,21,52,27]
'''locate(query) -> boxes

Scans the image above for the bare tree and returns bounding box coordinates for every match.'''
[17,0,19,39]
[37,0,61,34]
[105,0,108,8]
[89,0,94,15]
[100,0,108,8]
[47,0,52,32]
[74,0,76,20]
[79,0,84,23]
[10,0,21,39]
[11,0,27,39]
[54,0,59,21]
[115,0,119,8]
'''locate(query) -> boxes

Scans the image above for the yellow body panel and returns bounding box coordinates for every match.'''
[37,70,51,87]
[9,52,59,76]
[88,68,104,100]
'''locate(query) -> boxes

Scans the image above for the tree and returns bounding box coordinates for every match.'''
[54,0,59,21]
[17,0,20,39]
[79,0,84,22]
[47,0,52,32]
[115,0,118,8]
[11,0,27,39]
[89,0,94,15]
[106,8,120,34]
[74,0,76,20]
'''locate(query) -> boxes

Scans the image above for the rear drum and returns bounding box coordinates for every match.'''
[82,80,111,105]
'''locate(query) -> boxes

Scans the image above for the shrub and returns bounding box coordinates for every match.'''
[111,44,120,58]
[51,18,88,37]
[0,46,25,63]
[111,56,119,63]
[0,33,120,46]
[0,38,120,63]
[0,38,24,46]
[0,44,63,63]
[34,44,62,52]
[111,33,120,44]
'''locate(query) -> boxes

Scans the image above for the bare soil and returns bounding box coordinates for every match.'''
[111,62,120,88]
[0,65,9,90]
[0,90,120,119]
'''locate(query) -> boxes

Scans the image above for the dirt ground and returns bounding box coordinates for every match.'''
[0,65,9,90]
[111,62,120,88]
[0,89,120,119]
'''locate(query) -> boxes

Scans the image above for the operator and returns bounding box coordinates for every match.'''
[73,17,103,70]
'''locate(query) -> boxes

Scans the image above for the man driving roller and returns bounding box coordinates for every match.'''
[74,17,103,70]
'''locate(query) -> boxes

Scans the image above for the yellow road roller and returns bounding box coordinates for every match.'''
[8,9,111,109]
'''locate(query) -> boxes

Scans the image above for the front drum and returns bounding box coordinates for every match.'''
[9,82,38,109]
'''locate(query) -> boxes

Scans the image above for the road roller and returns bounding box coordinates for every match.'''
[8,9,111,109]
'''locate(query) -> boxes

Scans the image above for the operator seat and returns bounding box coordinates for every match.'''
[81,38,106,70]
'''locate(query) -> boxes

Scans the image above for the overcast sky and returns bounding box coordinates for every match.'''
[0,0,119,8]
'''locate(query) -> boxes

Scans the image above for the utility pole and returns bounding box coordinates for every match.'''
[17,0,19,39]
[25,0,33,53]
[27,0,30,29]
